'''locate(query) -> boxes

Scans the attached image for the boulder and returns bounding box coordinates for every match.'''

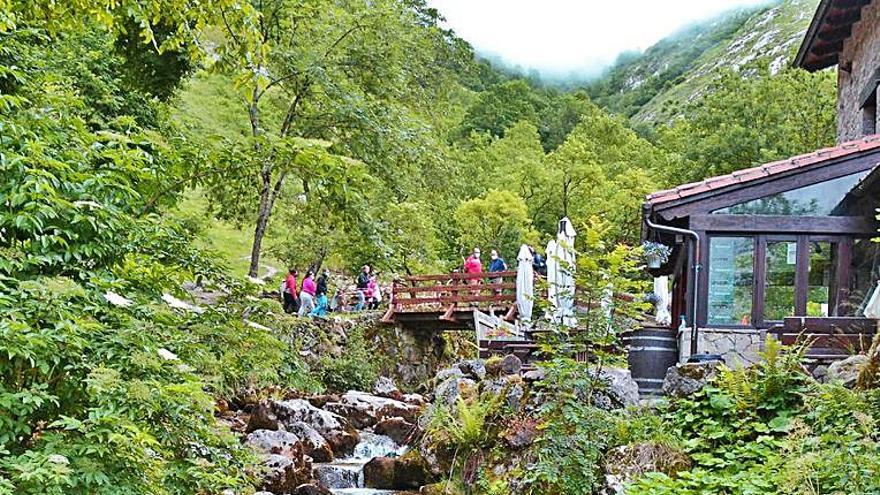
[306,394,340,409]
[504,417,539,449]
[482,375,526,411]
[293,484,332,495]
[393,453,430,489]
[245,430,303,461]
[373,376,404,400]
[433,366,464,383]
[312,464,358,489]
[271,400,359,456]
[286,421,334,463]
[273,399,347,432]
[433,377,476,407]
[827,355,868,388]
[498,354,522,375]
[662,361,722,398]
[327,391,422,428]
[260,454,309,494]
[322,429,360,457]
[246,402,280,433]
[523,368,546,382]
[457,360,487,381]
[591,367,640,410]
[363,456,396,489]
[374,417,415,445]
[601,443,691,495]
[402,393,428,407]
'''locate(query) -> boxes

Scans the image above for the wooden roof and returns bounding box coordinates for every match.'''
[795,0,873,71]
[645,134,880,218]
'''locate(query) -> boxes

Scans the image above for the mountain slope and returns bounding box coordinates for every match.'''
[587,0,820,124]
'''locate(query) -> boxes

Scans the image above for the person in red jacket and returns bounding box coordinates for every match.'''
[282,269,299,314]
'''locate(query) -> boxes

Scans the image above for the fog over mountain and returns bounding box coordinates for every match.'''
[430,0,774,82]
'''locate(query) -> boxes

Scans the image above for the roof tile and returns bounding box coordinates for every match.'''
[647,134,880,205]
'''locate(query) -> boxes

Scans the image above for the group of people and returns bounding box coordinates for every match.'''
[462,246,548,278]
[280,249,548,317]
[280,264,383,317]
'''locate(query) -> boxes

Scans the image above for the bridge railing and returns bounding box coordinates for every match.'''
[383,270,519,321]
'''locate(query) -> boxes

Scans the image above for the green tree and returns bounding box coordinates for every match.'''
[456,79,539,140]
[205,0,466,276]
[454,190,536,261]
[657,66,836,184]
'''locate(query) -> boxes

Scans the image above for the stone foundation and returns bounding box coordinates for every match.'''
[679,328,765,367]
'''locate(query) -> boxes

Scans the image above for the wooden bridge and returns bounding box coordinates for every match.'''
[380,270,557,365]
[381,270,520,331]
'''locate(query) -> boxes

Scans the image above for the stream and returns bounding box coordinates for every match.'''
[314,432,416,495]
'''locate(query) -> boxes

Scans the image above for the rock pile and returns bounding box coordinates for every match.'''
[225,375,426,494]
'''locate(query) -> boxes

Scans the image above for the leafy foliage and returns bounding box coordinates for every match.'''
[454,190,537,260]
[657,67,836,184]
[628,339,880,495]
[315,327,381,394]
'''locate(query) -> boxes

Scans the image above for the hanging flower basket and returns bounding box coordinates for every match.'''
[642,241,672,269]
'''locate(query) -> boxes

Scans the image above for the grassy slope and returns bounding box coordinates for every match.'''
[170,73,287,279]
[586,0,820,124]
[634,0,819,122]
[586,7,759,118]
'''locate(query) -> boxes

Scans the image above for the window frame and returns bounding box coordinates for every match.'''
[701,233,854,329]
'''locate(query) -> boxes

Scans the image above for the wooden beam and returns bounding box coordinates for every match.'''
[690,215,878,234]
[393,294,517,305]
[812,40,845,56]
[402,271,517,282]
[817,24,852,42]
[392,282,516,294]
[826,8,863,25]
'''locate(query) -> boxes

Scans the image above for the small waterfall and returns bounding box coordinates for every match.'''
[314,432,412,495]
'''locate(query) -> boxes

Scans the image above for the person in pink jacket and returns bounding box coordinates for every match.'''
[366,275,381,310]
[298,271,317,316]
[463,247,482,274]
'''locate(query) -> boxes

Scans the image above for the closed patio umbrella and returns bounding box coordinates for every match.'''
[516,244,534,326]
[548,217,577,327]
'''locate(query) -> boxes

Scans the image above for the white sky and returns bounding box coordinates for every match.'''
[429,0,771,79]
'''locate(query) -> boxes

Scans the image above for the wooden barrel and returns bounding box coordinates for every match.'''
[621,327,678,396]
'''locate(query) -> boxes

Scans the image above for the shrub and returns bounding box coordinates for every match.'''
[316,327,380,393]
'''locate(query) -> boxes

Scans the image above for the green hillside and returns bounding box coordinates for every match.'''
[587,0,821,123]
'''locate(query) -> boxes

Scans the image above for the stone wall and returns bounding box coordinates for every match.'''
[679,327,765,367]
[837,1,880,142]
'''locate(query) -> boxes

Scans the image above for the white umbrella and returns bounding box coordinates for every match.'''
[654,276,672,326]
[547,217,577,327]
[545,238,558,305]
[516,244,534,326]
[557,218,577,327]
[864,281,880,319]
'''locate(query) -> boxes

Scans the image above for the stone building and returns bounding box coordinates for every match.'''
[796,0,880,141]
[637,0,880,369]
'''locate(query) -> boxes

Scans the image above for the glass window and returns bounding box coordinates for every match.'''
[712,171,870,216]
[807,241,834,317]
[764,241,797,321]
[707,237,754,326]
[841,239,880,316]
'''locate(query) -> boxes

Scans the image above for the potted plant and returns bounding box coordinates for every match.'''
[642,241,672,269]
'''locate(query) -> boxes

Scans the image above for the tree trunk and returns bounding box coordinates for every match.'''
[248,166,274,278]
[248,169,289,278]
[311,247,327,276]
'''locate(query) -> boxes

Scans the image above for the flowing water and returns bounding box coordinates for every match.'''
[315,432,414,495]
